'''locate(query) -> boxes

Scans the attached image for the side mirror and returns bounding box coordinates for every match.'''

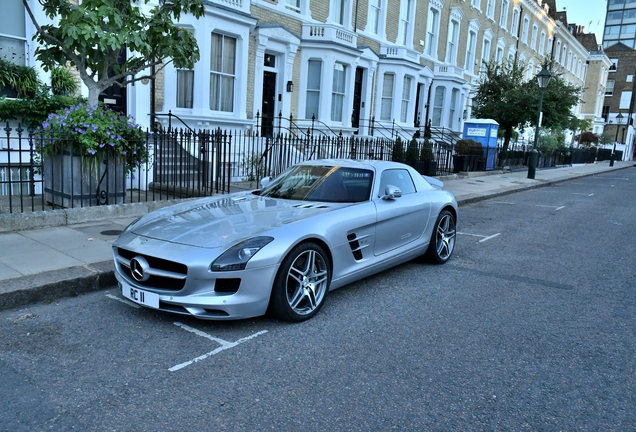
[381,185,402,200]
[260,176,273,188]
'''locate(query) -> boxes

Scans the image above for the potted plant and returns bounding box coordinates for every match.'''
[453,139,472,173]
[37,102,148,207]
[391,136,405,163]
[405,135,420,168]
[418,137,436,176]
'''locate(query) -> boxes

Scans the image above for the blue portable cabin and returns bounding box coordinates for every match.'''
[463,119,499,170]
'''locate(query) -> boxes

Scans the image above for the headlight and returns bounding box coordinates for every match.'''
[210,237,274,271]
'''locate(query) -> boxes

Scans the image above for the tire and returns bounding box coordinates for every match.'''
[425,209,456,264]
[269,242,331,322]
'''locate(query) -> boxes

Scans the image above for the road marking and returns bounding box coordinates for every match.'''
[535,205,566,211]
[478,233,501,243]
[572,193,594,196]
[105,294,140,308]
[457,232,501,243]
[170,323,268,372]
[490,201,515,205]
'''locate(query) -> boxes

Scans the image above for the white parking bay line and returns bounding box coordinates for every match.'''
[478,233,501,243]
[457,232,501,243]
[535,205,566,211]
[105,294,140,308]
[572,193,595,196]
[170,322,268,372]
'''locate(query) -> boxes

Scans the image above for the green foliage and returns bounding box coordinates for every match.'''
[392,137,404,162]
[405,137,419,164]
[0,86,83,128]
[241,153,265,182]
[537,128,565,153]
[38,103,148,172]
[599,132,615,146]
[526,65,582,131]
[569,117,592,133]
[0,57,39,97]
[455,139,481,155]
[578,131,599,146]
[472,61,530,151]
[50,66,77,96]
[420,138,434,161]
[472,59,581,151]
[26,0,205,104]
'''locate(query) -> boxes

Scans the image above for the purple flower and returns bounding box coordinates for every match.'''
[92,125,98,133]
[88,149,96,155]
[99,143,105,148]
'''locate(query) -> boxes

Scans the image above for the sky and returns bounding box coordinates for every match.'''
[555,0,608,45]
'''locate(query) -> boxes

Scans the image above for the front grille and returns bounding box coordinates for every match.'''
[117,247,188,291]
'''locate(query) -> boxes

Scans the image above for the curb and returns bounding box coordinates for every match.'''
[0,261,115,312]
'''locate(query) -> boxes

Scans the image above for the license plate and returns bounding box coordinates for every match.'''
[121,283,159,309]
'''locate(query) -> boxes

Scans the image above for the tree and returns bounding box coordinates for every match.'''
[525,62,582,131]
[472,60,582,152]
[23,0,204,106]
[472,61,532,152]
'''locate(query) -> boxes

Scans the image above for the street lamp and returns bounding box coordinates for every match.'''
[610,111,624,167]
[528,66,553,179]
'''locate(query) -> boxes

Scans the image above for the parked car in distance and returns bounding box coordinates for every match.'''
[113,159,458,322]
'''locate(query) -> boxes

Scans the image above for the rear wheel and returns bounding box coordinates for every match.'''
[425,210,456,264]
[269,242,331,322]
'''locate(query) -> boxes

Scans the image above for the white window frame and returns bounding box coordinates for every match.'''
[365,0,386,37]
[330,0,353,28]
[538,31,546,55]
[530,24,538,50]
[432,86,445,127]
[305,59,322,119]
[425,6,441,58]
[209,32,237,113]
[446,19,460,65]
[511,7,520,37]
[500,0,510,30]
[465,30,477,74]
[400,76,412,123]
[480,30,493,72]
[527,60,535,81]
[380,73,395,121]
[486,0,495,20]
[521,17,529,44]
[330,63,347,122]
[398,0,415,47]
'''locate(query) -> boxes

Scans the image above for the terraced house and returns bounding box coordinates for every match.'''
[2,0,609,138]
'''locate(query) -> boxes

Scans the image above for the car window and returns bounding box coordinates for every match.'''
[378,169,416,196]
[260,165,373,202]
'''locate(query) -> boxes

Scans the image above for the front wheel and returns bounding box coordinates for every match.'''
[425,209,456,264]
[269,242,331,322]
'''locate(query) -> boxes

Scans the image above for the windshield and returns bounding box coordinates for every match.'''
[260,165,374,203]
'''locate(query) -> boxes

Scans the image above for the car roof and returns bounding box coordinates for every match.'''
[299,159,401,170]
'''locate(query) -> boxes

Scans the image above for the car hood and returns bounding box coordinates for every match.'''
[130,192,343,248]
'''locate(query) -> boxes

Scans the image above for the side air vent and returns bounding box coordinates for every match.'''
[347,232,370,261]
[215,278,241,293]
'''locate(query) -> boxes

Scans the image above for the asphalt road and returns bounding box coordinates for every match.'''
[1,168,635,431]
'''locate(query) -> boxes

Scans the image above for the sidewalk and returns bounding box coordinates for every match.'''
[0,161,633,312]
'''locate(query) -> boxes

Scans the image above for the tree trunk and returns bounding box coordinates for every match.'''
[502,126,513,152]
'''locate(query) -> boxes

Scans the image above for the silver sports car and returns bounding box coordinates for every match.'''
[113,159,457,322]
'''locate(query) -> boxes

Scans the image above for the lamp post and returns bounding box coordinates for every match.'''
[610,111,623,167]
[528,66,553,179]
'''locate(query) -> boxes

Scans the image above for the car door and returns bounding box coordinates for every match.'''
[373,168,431,256]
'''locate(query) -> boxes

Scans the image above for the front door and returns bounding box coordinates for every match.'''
[351,67,364,132]
[99,50,127,115]
[261,71,277,137]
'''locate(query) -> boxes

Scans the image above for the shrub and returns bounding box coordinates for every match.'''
[420,138,434,161]
[392,136,404,162]
[38,103,148,172]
